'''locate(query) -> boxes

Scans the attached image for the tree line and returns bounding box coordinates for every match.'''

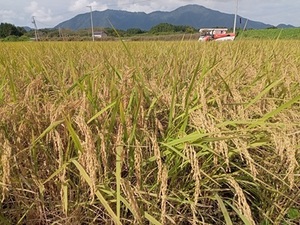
[0,22,198,41]
[0,23,27,38]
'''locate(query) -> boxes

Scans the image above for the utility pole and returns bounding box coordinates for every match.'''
[233,0,238,34]
[59,27,65,41]
[87,5,95,41]
[243,19,249,31]
[32,16,38,41]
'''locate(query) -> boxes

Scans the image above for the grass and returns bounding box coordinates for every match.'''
[238,28,300,40]
[0,39,300,224]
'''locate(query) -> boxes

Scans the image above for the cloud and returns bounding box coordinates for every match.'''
[25,1,55,22]
[69,0,98,12]
[111,0,195,13]
[113,0,231,13]
[0,10,16,21]
[0,9,27,26]
[22,1,66,27]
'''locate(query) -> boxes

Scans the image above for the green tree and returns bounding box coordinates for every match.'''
[149,23,176,34]
[149,23,197,34]
[174,25,196,33]
[126,28,144,36]
[104,27,125,37]
[0,23,25,38]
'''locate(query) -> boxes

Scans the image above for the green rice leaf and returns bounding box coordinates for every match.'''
[244,78,283,110]
[145,212,162,225]
[33,119,64,145]
[87,101,116,124]
[116,143,122,220]
[215,194,233,225]
[260,94,300,122]
[71,159,122,225]
[225,201,253,225]
[65,119,82,153]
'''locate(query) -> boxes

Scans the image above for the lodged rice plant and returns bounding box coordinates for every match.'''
[0,39,300,224]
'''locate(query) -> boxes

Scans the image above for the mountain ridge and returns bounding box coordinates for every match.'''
[54,4,284,31]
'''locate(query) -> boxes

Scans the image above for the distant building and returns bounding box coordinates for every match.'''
[93,31,107,38]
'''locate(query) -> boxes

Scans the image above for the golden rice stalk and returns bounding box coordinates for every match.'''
[198,80,208,115]
[151,134,162,185]
[71,159,122,225]
[190,109,229,167]
[160,165,168,225]
[227,176,256,225]
[184,144,201,225]
[215,139,230,168]
[1,138,11,202]
[285,134,298,188]
[23,77,44,101]
[75,99,99,199]
[52,130,68,215]
[272,130,299,188]
[229,83,246,120]
[121,179,143,224]
[99,131,108,178]
[134,139,142,190]
[150,134,169,224]
[232,137,258,179]
[116,124,123,220]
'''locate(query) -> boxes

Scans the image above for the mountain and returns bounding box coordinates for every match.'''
[55,4,273,31]
[23,26,32,32]
[276,24,295,28]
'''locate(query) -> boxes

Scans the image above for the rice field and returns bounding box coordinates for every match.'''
[0,40,300,224]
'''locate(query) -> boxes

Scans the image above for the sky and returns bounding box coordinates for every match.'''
[0,0,299,28]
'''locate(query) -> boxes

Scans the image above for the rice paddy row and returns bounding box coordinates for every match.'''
[0,40,300,224]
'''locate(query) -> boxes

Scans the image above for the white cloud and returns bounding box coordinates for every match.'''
[22,1,67,27]
[0,0,299,28]
[0,10,16,21]
[117,1,160,13]
[0,9,26,26]
[69,0,98,12]
[25,1,55,22]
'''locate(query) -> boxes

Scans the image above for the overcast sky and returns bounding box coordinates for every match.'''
[0,0,299,28]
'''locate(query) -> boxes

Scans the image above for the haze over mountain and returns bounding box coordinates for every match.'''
[55,4,277,31]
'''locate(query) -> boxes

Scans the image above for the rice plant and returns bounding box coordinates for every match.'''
[0,40,300,224]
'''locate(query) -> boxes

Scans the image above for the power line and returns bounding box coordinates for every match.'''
[34,19,54,28]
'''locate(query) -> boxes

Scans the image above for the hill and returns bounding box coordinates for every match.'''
[55,4,273,31]
[276,24,295,29]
